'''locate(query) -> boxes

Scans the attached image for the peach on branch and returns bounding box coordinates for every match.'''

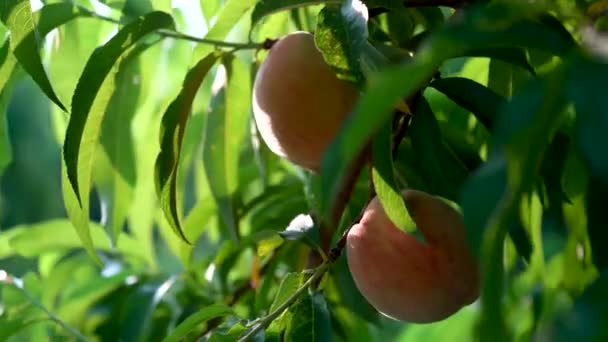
[346,189,480,323]
[252,31,359,171]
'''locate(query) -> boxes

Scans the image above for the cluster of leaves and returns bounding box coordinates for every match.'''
[0,0,607,341]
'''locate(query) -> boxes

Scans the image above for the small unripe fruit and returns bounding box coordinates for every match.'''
[346,189,480,323]
[252,31,359,171]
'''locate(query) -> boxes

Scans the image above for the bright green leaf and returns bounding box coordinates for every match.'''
[0,1,72,111]
[202,55,251,242]
[315,3,367,84]
[62,11,174,262]
[371,120,414,232]
[251,0,338,30]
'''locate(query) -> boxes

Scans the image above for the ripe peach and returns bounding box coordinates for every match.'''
[346,189,480,323]
[252,31,359,171]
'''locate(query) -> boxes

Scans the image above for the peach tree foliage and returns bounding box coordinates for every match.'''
[0,0,606,341]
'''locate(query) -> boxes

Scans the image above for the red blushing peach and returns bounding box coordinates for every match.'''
[252,31,359,171]
[346,189,480,323]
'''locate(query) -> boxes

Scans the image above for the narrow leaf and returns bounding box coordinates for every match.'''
[0,44,15,174]
[315,2,368,84]
[251,0,336,29]
[371,121,414,232]
[64,11,173,203]
[430,77,507,131]
[62,11,174,261]
[586,177,608,269]
[408,96,469,201]
[270,272,306,312]
[205,0,258,40]
[465,47,535,75]
[284,291,332,342]
[163,304,234,342]
[319,2,574,220]
[569,56,608,186]
[320,57,438,219]
[100,41,157,242]
[0,1,74,111]
[155,52,220,243]
[203,55,251,241]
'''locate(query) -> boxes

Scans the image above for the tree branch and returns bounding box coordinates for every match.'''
[77,6,265,50]
[237,262,330,342]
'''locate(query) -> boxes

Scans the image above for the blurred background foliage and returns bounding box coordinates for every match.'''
[0,0,607,341]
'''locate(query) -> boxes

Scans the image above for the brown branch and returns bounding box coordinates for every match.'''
[306,142,372,272]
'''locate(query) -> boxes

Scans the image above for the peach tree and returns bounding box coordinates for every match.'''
[0,0,607,341]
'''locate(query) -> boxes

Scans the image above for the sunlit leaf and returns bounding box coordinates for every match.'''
[6,219,146,261]
[205,0,258,40]
[203,55,251,241]
[155,51,220,243]
[315,2,368,84]
[100,40,158,242]
[371,120,414,232]
[251,0,338,30]
[0,1,70,111]
[62,11,173,262]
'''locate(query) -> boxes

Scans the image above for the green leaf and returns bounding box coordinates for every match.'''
[371,120,414,232]
[0,36,17,92]
[270,272,306,312]
[315,3,367,84]
[121,0,154,17]
[408,96,469,201]
[320,2,577,220]
[200,0,221,25]
[433,5,575,58]
[462,68,569,341]
[385,9,414,46]
[205,0,258,40]
[208,323,248,342]
[540,271,608,341]
[0,65,15,175]
[203,55,251,242]
[155,51,220,244]
[586,177,608,269]
[430,77,507,131]
[251,0,334,30]
[319,56,438,220]
[120,277,177,342]
[569,55,608,186]
[284,290,332,342]
[62,11,173,262]
[465,47,536,75]
[100,40,158,243]
[6,219,146,260]
[0,1,73,111]
[163,304,234,342]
